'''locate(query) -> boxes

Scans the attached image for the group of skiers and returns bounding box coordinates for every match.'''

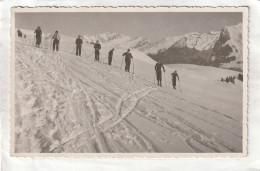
[22,26,180,90]
[221,76,236,84]
[74,35,134,73]
[22,26,60,51]
[155,60,180,89]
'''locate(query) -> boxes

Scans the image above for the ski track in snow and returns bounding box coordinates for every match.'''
[15,39,243,153]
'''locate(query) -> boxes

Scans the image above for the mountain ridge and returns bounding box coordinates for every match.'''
[17,23,242,71]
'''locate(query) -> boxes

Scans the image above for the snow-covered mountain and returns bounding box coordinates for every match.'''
[211,23,243,70]
[143,31,220,54]
[143,23,243,71]
[83,32,151,49]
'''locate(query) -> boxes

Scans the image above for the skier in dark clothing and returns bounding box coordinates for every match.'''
[155,61,165,87]
[225,77,229,83]
[94,40,101,61]
[171,71,180,90]
[17,29,23,37]
[75,35,83,56]
[34,26,42,47]
[122,49,133,72]
[52,30,60,52]
[108,48,114,65]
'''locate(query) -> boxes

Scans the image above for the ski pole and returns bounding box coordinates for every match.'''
[82,47,88,58]
[50,39,53,50]
[87,51,95,59]
[58,39,61,51]
[164,71,167,87]
[120,56,124,69]
[33,35,36,46]
[154,71,156,84]
[178,81,182,92]
[132,59,135,74]
[113,57,118,67]
[71,47,76,54]
[155,70,159,86]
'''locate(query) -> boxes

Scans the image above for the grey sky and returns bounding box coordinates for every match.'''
[15,12,242,42]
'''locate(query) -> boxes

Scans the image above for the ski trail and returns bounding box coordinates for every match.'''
[123,119,161,152]
[134,109,218,152]
[97,88,152,126]
[173,107,241,137]
[159,89,240,122]
[102,88,156,132]
[85,94,110,153]
[164,110,239,152]
[86,88,158,152]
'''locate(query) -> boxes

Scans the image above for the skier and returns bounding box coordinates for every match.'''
[155,60,165,87]
[34,26,42,47]
[52,30,60,52]
[225,77,229,83]
[108,48,114,65]
[94,40,101,61]
[122,49,133,72]
[171,71,180,90]
[75,35,83,56]
[17,29,23,37]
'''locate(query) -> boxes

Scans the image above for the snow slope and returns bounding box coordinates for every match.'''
[14,30,243,153]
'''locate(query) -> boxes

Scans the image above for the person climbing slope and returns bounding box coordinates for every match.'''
[94,40,101,61]
[122,49,133,72]
[34,26,42,48]
[108,48,114,65]
[155,60,165,87]
[75,35,83,56]
[171,71,179,90]
[52,30,60,52]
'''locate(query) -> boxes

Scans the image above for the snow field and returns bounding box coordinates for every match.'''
[14,31,243,153]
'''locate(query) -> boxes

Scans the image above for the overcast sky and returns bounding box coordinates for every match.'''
[15,12,242,42]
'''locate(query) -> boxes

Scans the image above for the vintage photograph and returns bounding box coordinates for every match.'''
[11,7,248,156]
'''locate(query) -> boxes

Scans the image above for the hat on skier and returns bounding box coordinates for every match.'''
[55,30,58,33]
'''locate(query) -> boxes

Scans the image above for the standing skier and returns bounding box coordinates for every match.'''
[52,30,60,52]
[17,29,23,37]
[108,48,114,65]
[171,71,179,90]
[94,40,101,61]
[34,26,42,47]
[75,35,83,56]
[122,49,133,72]
[155,60,165,87]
